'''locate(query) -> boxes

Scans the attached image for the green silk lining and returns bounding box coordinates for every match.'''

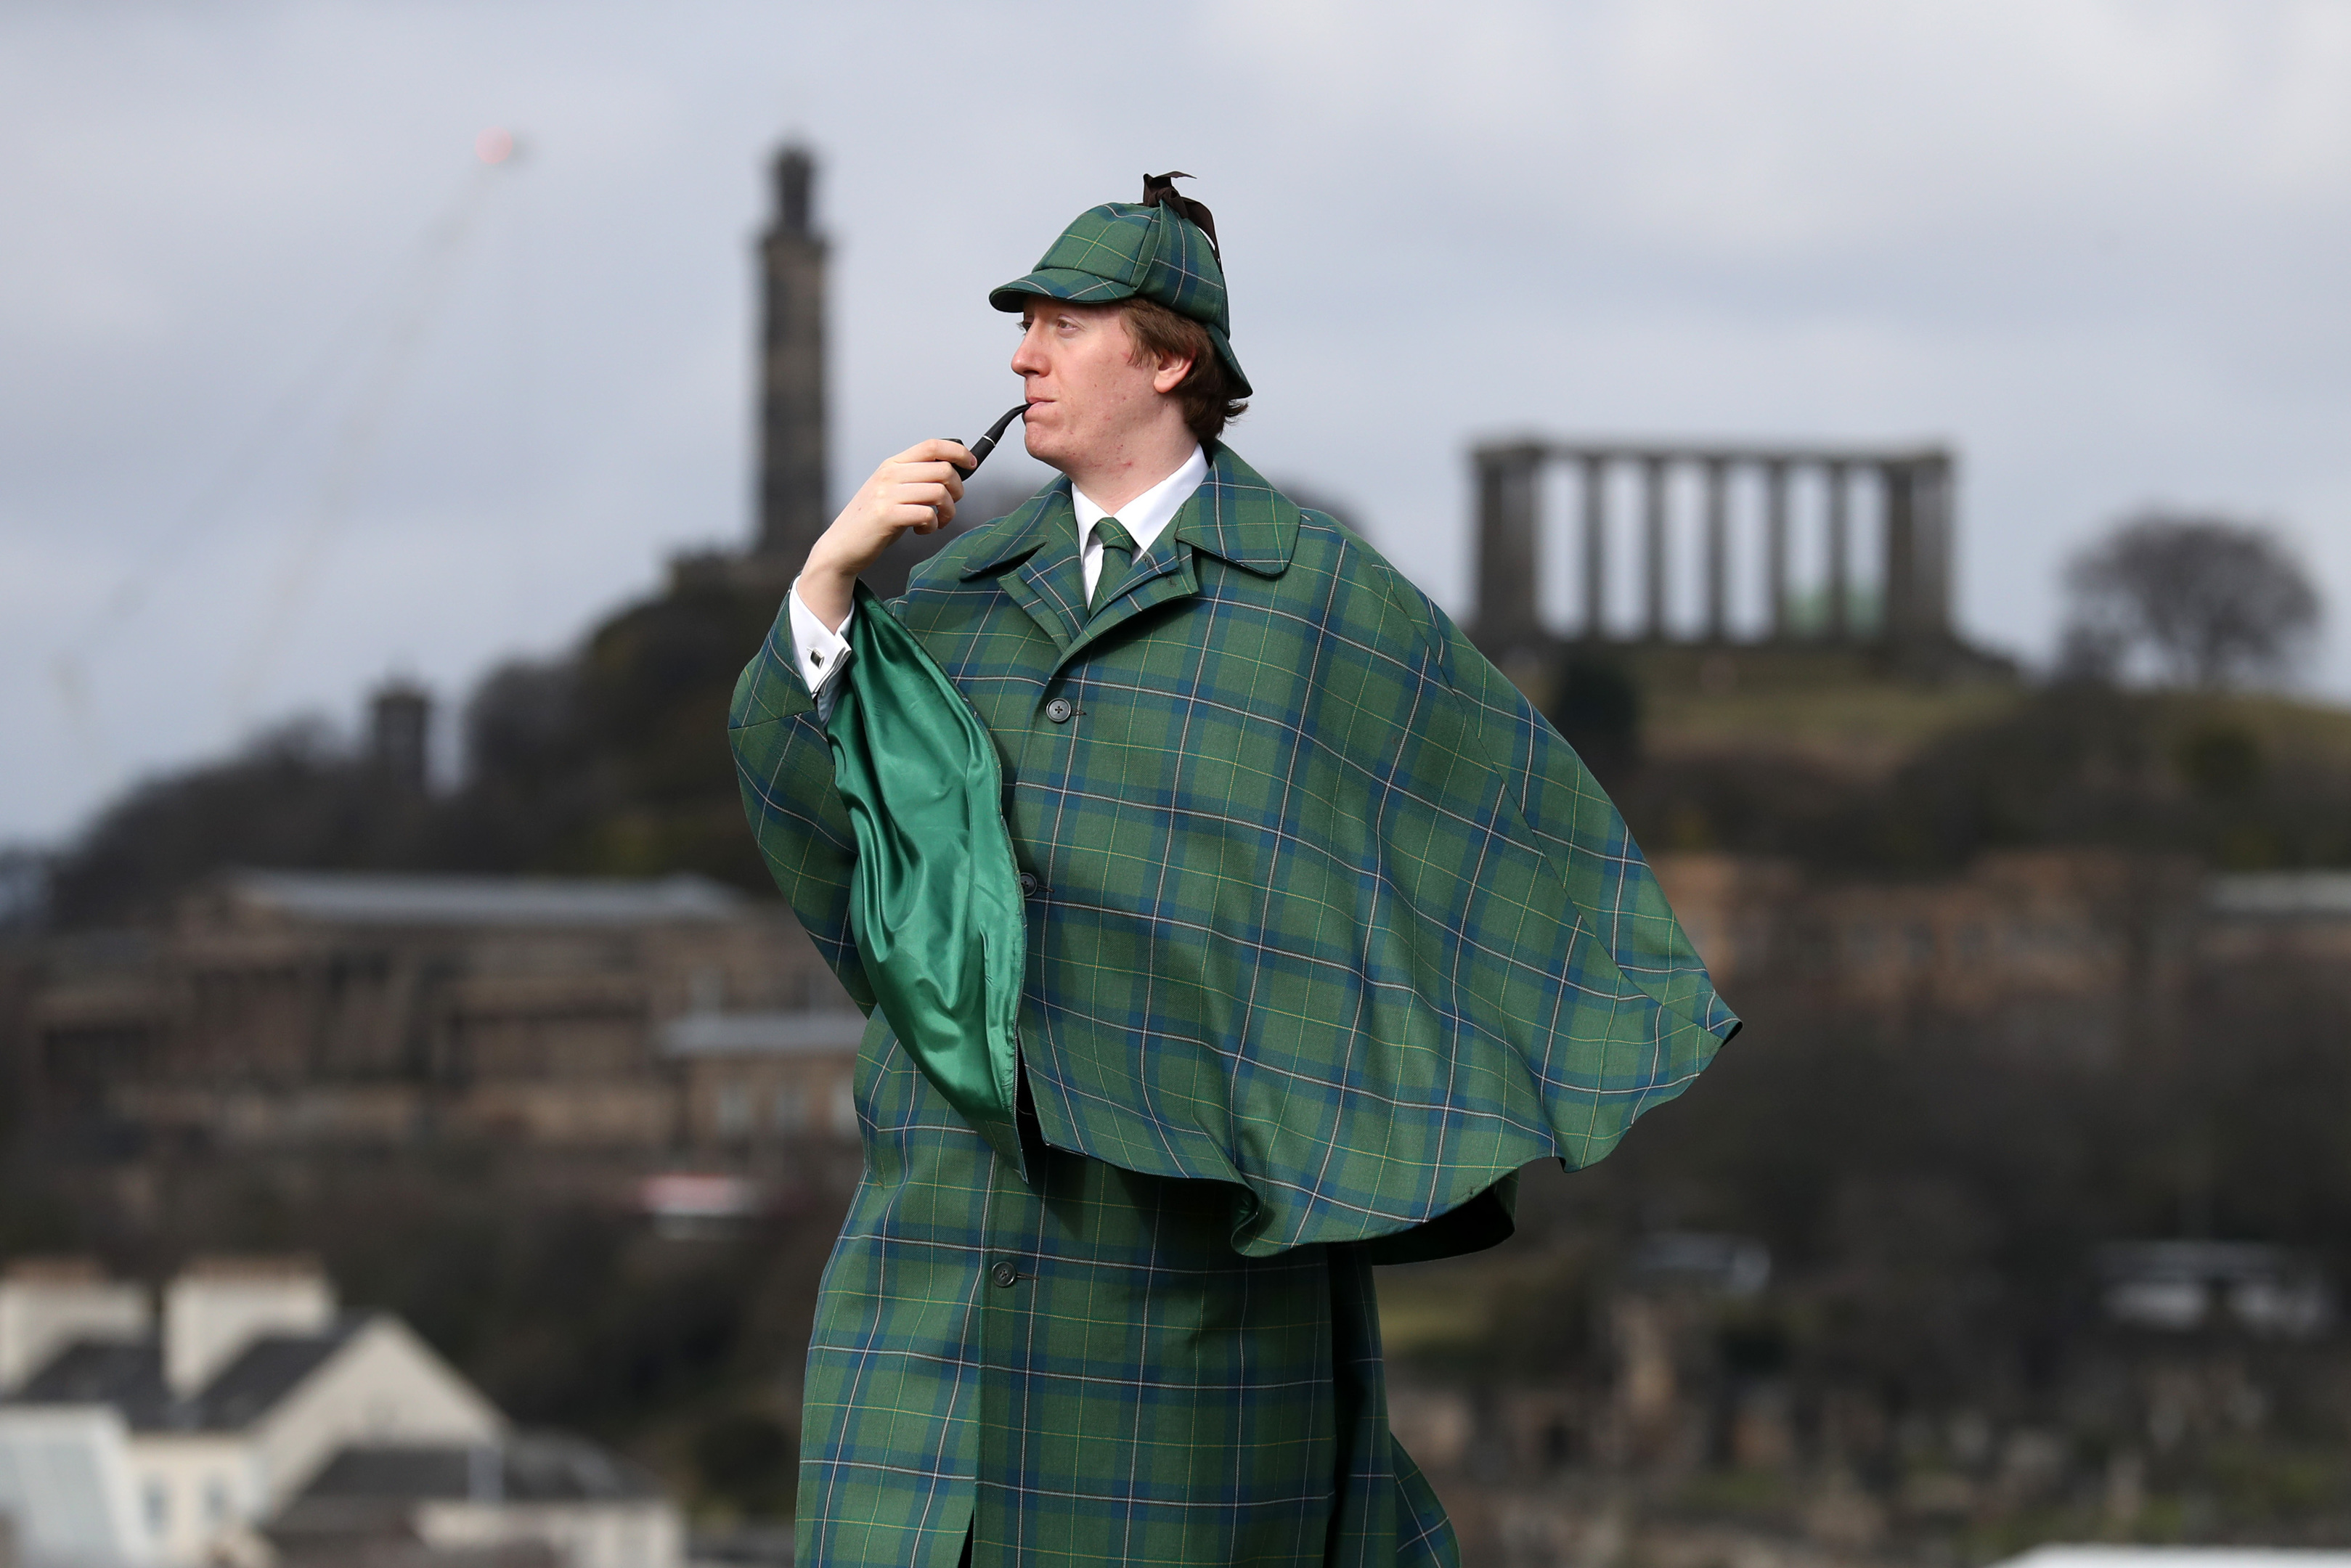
[821,583,1026,1164]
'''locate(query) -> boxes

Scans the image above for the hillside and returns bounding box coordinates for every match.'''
[44,559,2351,930]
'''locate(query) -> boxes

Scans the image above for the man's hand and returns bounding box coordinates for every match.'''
[797,439,974,628]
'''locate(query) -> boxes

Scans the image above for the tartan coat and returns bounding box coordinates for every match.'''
[729,444,1737,1567]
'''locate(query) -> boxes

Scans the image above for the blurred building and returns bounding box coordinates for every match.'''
[2202,870,2351,963]
[661,1007,865,1148]
[18,869,857,1155]
[1651,849,2201,1065]
[0,1256,680,1568]
[2097,1241,2332,1339]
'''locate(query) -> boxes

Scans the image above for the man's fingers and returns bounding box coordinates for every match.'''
[885,480,959,513]
[897,438,976,471]
[879,491,954,533]
[889,459,966,499]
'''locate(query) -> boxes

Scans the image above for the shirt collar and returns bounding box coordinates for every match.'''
[1071,444,1208,559]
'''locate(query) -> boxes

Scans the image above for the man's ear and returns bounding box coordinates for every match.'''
[1149,351,1195,396]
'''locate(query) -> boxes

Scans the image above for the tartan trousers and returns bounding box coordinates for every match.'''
[794,1019,1460,1568]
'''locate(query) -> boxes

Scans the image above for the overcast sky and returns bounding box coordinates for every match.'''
[6,0,2349,844]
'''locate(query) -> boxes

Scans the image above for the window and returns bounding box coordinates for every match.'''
[204,1479,232,1526]
[830,1080,858,1135]
[773,1086,807,1132]
[715,1084,751,1138]
[143,1479,169,1536]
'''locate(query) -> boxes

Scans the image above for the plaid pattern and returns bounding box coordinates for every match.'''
[987,200,1249,396]
[729,443,1736,1564]
[797,1016,1455,1567]
[731,443,1736,1257]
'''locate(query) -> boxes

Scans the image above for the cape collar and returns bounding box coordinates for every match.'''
[957,441,1298,582]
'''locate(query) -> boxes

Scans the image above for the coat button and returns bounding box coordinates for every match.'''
[1044,697,1073,723]
[1017,872,1039,897]
[990,1260,1020,1289]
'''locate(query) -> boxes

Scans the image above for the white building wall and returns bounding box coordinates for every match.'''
[0,1277,151,1390]
[247,1317,503,1512]
[163,1268,334,1396]
[123,1432,256,1568]
[418,1499,684,1568]
[0,1405,154,1567]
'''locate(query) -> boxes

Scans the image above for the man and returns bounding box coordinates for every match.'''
[730,178,1736,1568]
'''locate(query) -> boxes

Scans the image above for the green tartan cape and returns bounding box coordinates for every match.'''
[728,444,1737,1564]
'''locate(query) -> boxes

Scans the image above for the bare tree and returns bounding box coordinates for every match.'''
[2061,512,2321,687]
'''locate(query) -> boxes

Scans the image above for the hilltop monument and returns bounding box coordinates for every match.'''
[752,145,829,566]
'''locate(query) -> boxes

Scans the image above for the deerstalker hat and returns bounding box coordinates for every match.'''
[989,173,1251,399]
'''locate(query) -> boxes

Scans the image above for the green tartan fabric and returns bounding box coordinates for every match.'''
[730,444,1737,1258]
[796,1009,1456,1567]
[728,442,1736,1564]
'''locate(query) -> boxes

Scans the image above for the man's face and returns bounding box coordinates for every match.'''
[1010,299,1183,474]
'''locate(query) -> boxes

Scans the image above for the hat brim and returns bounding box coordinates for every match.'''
[987,268,1136,312]
[990,271,1254,401]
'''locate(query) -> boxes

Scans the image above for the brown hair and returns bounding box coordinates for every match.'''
[1120,297,1248,446]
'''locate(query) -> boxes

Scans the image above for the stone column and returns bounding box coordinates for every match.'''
[1581,454,1608,640]
[1764,460,1790,642]
[1825,460,1851,642]
[1916,453,1956,642]
[1882,460,1917,648]
[1474,443,1544,653]
[1642,455,1668,640]
[1703,457,1729,642]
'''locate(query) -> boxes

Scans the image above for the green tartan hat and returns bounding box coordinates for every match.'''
[989,173,1252,399]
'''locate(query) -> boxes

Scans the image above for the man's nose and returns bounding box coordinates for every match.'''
[1009,328,1047,376]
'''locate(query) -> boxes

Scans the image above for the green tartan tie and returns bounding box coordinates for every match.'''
[1088,516,1136,613]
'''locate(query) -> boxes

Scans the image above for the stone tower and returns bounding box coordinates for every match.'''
[368,681,430,793]
[754,145,828,563]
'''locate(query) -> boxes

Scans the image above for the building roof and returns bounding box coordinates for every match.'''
[9,1320,362,1432]
[10,1341,171,1428]
[200,1326,359,1428]
[298,1432,666,1503]
[226,870,751,929]
[2207,872,2351,919]
[1627,1231,1771,1297]
[661,1008,866,1058]
[1997,1550,2351,1568]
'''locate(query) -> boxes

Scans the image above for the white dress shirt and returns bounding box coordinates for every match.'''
[788,444,1208,701]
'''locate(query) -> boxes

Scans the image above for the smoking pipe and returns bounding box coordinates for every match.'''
[955,403,1030,478]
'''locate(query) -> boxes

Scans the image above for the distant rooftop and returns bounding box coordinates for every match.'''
[224,870,752,928]
[1997,1549,2351,1568]
[9,1320,361,1432]
[2207,871,2351,919]
[661,1008,866,1057]
[298,1432,664,1504]
[1627,1232,1771,1298]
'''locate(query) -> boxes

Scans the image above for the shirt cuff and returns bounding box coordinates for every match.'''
[788,579,854,706]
